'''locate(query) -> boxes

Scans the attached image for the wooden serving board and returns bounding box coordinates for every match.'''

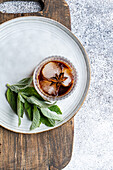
[0,0,74,169]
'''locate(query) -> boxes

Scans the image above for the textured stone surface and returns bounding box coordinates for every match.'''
[0,1,41,13]
[65,0,113,169]
[0,0,113,169]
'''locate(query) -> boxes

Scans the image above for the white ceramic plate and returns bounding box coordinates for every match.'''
[0,17,90,134]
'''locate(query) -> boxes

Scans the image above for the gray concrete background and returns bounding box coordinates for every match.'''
[0,0,113,169]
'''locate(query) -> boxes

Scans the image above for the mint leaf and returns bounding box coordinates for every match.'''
[48,119,55,126]
[17,93,24,126]
[7,77,33,93]
[18,117,21,126]
[40,108,63,121]
[24,100,33,121]
[22,95,55,108]
[40,115,53,127]
[30,106,41,130]
[6,88,17,114]
[18,93,25,103]
[20,87,44,100]
[15,77,33,85]
[49,105,62,114]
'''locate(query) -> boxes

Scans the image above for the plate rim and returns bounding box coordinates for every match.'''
[0,16,91,134]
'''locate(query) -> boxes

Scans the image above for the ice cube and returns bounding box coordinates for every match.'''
[62,68,73,86]
[42,62,61,79]
[40,80,57,95]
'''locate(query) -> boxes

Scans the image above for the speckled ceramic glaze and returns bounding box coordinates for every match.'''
[0,17,90,133]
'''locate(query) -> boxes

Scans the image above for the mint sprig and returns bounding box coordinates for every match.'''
[6,77,63,130]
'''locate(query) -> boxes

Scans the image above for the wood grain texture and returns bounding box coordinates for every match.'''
[0,0,74,169]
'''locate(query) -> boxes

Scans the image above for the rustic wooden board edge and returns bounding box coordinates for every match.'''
[0,0,71,30]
